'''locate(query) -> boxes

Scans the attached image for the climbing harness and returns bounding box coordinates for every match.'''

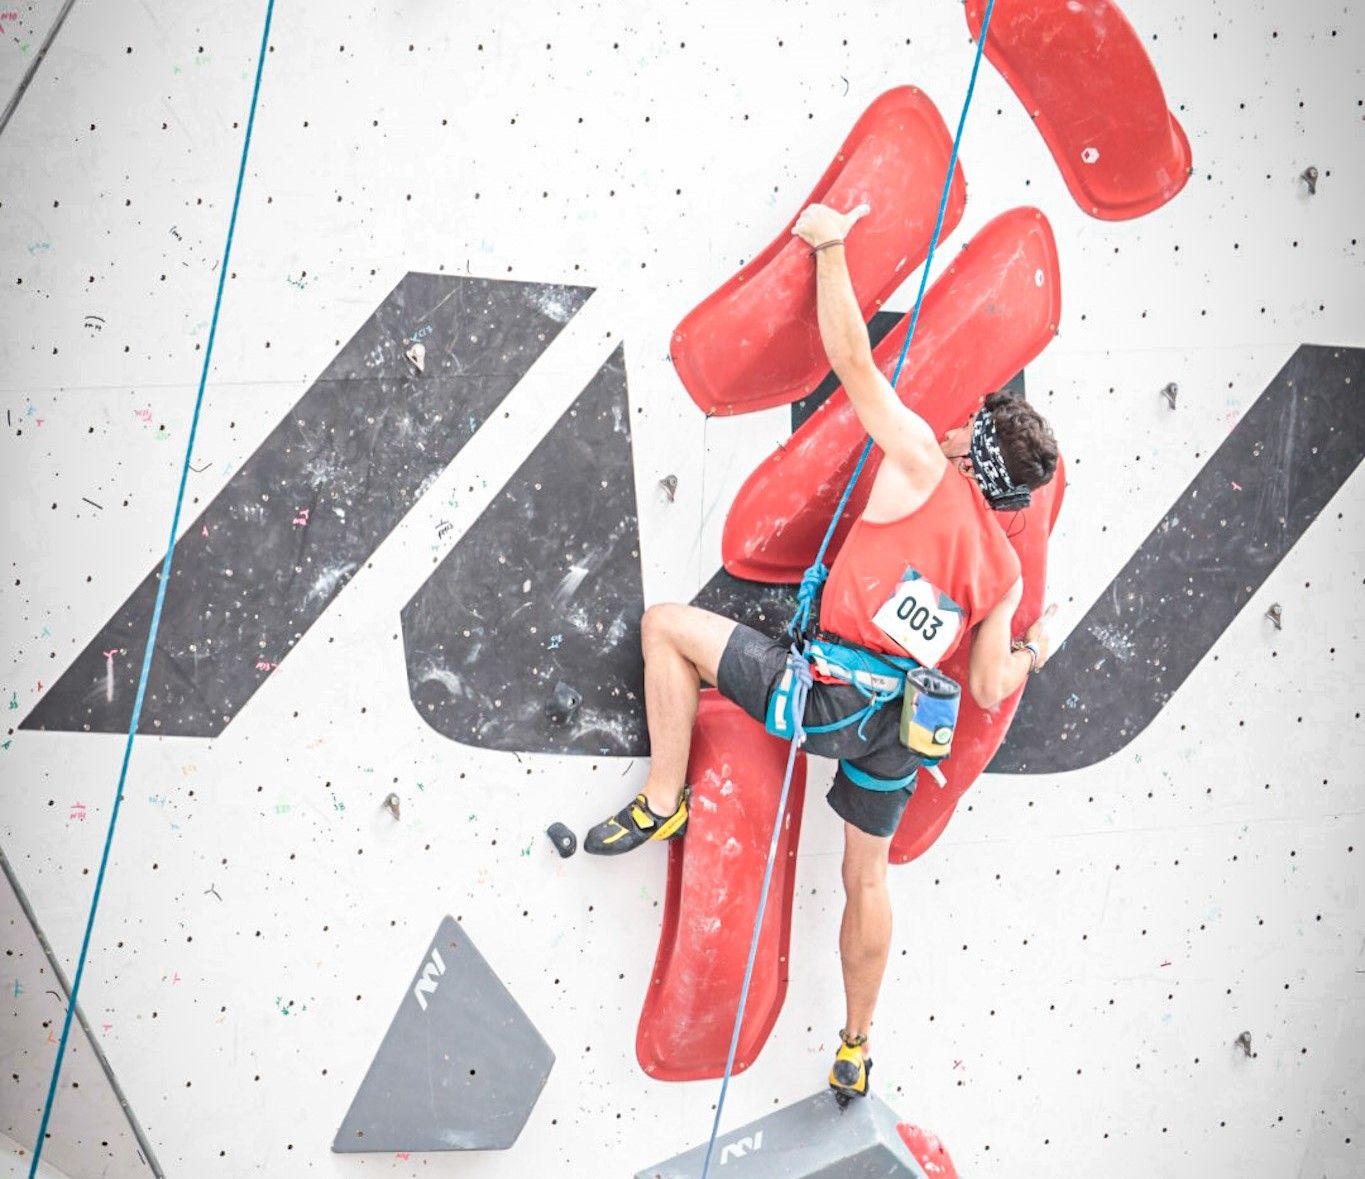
[698,4,998,1174]
[26,5,278,1176]
[764,636,915,744]
[764,635,959,789]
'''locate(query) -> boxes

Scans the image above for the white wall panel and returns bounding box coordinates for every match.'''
[2,1,1360,1175]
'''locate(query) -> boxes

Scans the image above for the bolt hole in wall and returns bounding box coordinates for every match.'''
[0,1,1361,1177]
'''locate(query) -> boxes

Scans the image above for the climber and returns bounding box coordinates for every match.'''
[584,202,1060,1101]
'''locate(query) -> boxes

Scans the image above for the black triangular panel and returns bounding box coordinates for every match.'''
[404,345,648,755]
[993,345,1365,772]
[23,275,592,738]
[689,570,800,643]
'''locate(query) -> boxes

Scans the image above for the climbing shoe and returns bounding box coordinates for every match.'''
[583,786,689,856]
[829,1030,872,1106]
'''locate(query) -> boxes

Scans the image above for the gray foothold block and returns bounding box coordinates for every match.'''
[636,1090,928,1178]
[546,821,577,858]
[544,680,582,725]
[333,915,554,1153]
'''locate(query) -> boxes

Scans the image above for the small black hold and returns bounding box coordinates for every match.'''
[546,822,577,858]
[658,474,678,503]
[1265,602,1283,630]
[1161,382,1178,409]
[1299,165,1318,195]
[544,680,582,725]
[1235,1030,1254,1057]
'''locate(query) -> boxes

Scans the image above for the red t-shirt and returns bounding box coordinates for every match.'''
[821,468,1020,668]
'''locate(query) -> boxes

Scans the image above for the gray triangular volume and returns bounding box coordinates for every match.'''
[404,344,648,755]
[333,915,554,1153]
[23,274,591,738]
[636,1090,927,1178]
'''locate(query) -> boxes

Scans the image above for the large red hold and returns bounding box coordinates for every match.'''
[636,691,807,1080]
[891,456,1066,864]
[670,86,966,416]
[722,206,1061,582]
[966,0,1192,220]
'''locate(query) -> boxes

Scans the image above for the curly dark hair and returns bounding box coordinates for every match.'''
[983,390,1058,490]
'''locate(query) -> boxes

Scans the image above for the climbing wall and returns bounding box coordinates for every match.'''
[1,1,1361,1176]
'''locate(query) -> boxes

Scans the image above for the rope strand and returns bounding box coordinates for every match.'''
[27,4,277,1174]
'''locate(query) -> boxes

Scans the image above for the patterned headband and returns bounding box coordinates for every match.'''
[969,408,1031,510]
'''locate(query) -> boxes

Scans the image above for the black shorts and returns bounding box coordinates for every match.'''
[715,623,922,838]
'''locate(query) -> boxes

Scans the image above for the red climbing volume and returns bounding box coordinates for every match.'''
[722,205,1061,582]
[670,86,966,416]
[965,0,1191,220]
[898,1122,962,1178]
[636,691,807,1081]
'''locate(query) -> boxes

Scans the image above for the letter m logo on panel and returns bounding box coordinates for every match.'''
[412,946,447,1012]
[720,1130,763,1163]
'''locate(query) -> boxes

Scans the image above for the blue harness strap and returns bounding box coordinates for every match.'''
[764,637,941,792]
[764,643,814,741]
[840,760,919,792]
[766,637,912,743]
[809,637,916,686]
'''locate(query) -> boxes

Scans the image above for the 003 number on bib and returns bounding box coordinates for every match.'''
[871,569,963,667]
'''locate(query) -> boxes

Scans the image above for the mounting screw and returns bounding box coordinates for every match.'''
[383,792,401,820]
[1299,166,1318,195]
[658,474,678,503]
[1234,1030,1254,1057]
[1161,382,1178,409]
[1265,603,1282,630]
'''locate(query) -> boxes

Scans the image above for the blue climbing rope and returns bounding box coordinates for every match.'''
[699,5,997,1173]
[27,4,276,1174]
[791,4,1000,642]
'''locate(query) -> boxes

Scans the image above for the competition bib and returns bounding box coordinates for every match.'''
[871,567,964,668]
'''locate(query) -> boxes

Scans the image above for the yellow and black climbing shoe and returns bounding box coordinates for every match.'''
[583,787,689,856]
[829,1031,872,1106]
